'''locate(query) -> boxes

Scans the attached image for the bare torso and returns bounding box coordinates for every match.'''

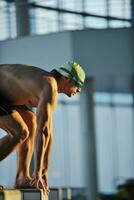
[0,64,59,192]
[0,64,58,108]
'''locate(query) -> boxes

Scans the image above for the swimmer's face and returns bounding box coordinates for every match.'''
[65,78,81,97]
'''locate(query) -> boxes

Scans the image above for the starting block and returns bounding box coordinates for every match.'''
[0,189,48,200]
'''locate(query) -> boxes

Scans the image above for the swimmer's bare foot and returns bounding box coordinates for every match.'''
[45,187,50,196]
[14,177,36,189]
[31,176,47,195]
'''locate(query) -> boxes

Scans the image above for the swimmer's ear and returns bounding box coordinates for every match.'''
[61,76,69,81]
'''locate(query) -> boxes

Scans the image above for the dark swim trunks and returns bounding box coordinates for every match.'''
[0,92,34,116]
[0,103,33,116]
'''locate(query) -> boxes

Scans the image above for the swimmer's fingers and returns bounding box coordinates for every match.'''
[30,178,46,195]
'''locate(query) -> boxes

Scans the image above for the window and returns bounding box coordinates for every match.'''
[32,9,58,34]
[0,0,132,41]
[84,0,107,16]
[85,17,107,29]
[0,1,16,40]
[62,13,83,30]
[60,0,83,12]
[94,92,134,193]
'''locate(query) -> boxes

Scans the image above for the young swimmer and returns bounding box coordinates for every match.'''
[0,62,85,195]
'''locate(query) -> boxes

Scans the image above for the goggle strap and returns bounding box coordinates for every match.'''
[59,67,73,77]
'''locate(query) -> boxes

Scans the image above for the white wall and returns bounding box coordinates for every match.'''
[0,28,134,92]
[0,31,73,69]
[72,28,134,92]
[0,28,134,76]
[72,28,134,76]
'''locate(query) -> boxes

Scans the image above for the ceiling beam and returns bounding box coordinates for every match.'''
[29,2,132,22]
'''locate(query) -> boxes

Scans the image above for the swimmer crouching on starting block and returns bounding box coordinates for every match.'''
[0,62,85,195]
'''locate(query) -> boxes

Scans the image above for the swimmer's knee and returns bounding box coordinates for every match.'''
[13,127,30,143]
[20,128,30,141]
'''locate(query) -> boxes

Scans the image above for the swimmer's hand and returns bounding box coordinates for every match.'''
[31,174,47,195]
[42,171,50,195]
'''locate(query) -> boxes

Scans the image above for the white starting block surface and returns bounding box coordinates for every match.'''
[0,187,86,200]
[0,189,48,200]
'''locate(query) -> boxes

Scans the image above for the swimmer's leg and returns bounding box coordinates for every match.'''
[14,110,37,188]
[0,112,34,188]
[0,112,30,161]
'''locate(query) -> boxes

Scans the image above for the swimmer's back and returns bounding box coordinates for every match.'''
[0,64,48,79]
[0,64,51,105]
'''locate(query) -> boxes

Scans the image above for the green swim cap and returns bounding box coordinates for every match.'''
[57,61,86,88]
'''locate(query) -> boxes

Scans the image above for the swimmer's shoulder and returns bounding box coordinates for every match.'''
[0,64,41,70]
[45,76,58,92]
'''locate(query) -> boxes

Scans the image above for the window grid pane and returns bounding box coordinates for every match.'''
[62,13,83,30]
[60,0,83,12]
[85,17,107,28]
[94,92,134,193]
[0,0,132,41]
[84,0,107,16]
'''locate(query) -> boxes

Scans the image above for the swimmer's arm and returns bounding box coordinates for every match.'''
[34,86,53,177]
[36,83,53,132]
[36,99,52,136]
[42,115,53,176]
